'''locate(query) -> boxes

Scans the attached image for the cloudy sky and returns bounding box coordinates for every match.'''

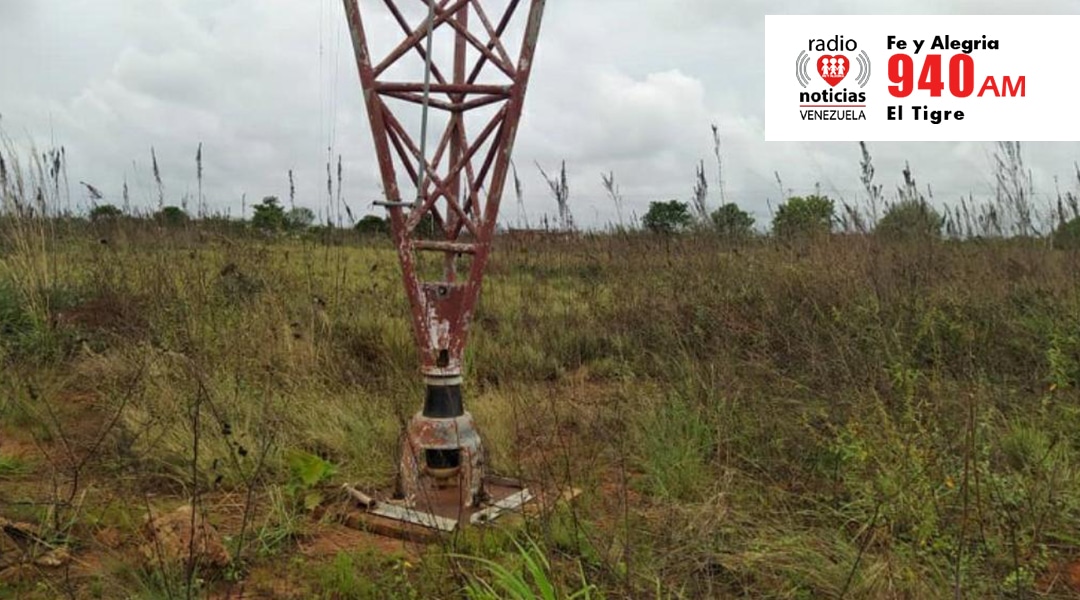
[1,0,1077,229]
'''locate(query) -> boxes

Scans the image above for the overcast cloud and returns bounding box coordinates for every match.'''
[1,0,1077,228]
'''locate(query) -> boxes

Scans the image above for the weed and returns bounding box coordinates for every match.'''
[635,393,713,503]
[0,452,32,477]
[309,549,423,599]
[254,485,303,558]
[453,536,598,600]
[285,449,337,512]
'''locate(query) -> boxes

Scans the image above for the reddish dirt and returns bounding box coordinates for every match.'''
[1038,559,1080,595]
[0,434,39,464]
[1067,561,1080,592]
[0,390,111,477]
[298,521,419,560]
[51,294,148,339]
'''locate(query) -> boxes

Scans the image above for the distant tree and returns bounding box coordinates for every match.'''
[875,199,944,241]
[286,207,316,230]
[772,195,834,238]
[643,200,693,234]
[154,205,189,227]
[355,215,390,235]
[89,204,123,222]
[352,212,439,237]
[710,203,755,238]
[252,196,286,231]
[1054,216,1080,250]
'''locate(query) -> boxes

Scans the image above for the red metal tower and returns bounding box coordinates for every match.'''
[342,0,545,515]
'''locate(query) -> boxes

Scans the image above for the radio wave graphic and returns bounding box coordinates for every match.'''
[796,51,812,88]
[855,50,871,87]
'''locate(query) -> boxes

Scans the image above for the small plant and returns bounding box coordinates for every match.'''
[0,452,31,477]
[691,160,709,222]
[1001,566,1034,598]
[316,551,384,598]
[1046,330,1079,389]
[601,171,625,229]
[537,160,573,231]
[251,486,303,558]
[285,449,337,512]
[453,536,597,600]
[311,549,421,599]
[636,394,712,502]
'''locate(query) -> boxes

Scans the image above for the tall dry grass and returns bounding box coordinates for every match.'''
[2,136,1080,597]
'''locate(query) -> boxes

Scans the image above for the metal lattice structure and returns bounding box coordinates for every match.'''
[343,0,545,509]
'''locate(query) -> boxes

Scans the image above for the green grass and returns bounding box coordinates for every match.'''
[0,452,31,477]
[453,536,598,600]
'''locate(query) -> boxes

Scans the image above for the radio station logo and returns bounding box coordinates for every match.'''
[795,36,870,122]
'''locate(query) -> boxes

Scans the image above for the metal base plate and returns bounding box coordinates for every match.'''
[341,477,534,542]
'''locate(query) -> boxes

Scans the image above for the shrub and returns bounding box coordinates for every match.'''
[643,200,693,234]
[352,212,439,238]
[875,199,944,241]
[251,196,286,231]
[772,194,834,238]
[285,207,316,231]
[355,215,390,235]
[710,202,755,238]
[154,206,189,227]
[89,204,123,222]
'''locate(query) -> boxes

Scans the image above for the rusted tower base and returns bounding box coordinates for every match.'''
[398,377,485,509]
[341,378,532,540]
[341,0,547,537]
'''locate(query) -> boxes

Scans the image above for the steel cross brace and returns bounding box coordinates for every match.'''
[343,0,545,378]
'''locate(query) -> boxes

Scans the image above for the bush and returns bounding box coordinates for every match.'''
[772,194,834,238]
[643,200,693,234]
[355,215,390,235]
[875,199,944,241]
[251,196,286,231]
[352,212,439,238]
[154,206,189,227]
[710,203,755,238]
[89,204,123,222]
[286,207,316,231]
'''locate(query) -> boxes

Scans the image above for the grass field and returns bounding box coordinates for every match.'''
[3,156,1080,597]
